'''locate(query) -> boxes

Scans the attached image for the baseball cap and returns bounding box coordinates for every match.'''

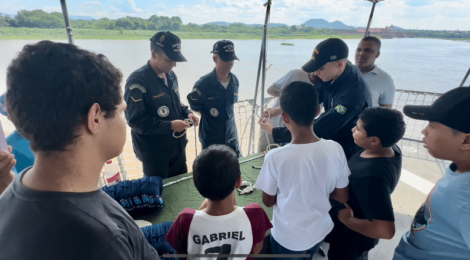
[403,87,470,133]
[150,31,187,62]
[301,38,349,73]
[0,93,7,117]
[211,40,239,62]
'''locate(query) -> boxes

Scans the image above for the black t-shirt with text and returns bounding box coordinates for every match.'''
[328,145,402,252]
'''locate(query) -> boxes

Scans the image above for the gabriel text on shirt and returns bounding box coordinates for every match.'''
[193,231,246,245]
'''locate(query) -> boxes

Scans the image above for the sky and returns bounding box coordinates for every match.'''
[1,0,470,30]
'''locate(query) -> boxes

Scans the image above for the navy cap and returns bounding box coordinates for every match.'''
[211,40,239,62]
[302,38,349,73]
[404,87,470,133]
[150,31,187,62]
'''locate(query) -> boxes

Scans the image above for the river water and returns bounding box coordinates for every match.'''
[1,38,469,99]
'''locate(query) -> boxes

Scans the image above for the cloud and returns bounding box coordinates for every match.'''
[42,6,62,13]
[154,3,167,10]
[84,1,103,6]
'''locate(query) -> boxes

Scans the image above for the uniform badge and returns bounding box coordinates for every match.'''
[129,84,146,93]
[210,108,219,117]
[158,106,170,117]
[335,105,347,115]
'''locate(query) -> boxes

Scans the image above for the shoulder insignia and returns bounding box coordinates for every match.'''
[335,105,347,115]
[234,93,238,96]
[129,84,146,93]
[193,88,203,96]
[174,88,179,93]
[131,96,142,103]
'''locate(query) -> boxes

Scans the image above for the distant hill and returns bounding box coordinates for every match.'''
[302,19,355,30]
[206,21,288,28]
[70,15,94,20]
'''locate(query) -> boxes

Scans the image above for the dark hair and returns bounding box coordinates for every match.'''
[193,145,241,201]
[361,36,381,50]
[359,107,406,147]
[280,81,319,127]
[6,41,123,152]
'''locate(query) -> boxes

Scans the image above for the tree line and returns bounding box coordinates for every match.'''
[0,10,183,31]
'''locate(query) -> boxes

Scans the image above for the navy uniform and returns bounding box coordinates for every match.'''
[125,31,192,179]
[272,39,372,159]
[187,40,242,157]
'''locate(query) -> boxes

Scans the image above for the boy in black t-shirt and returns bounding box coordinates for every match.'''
[327,107,406,260]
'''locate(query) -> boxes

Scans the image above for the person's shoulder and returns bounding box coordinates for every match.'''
[194,71,213,87]
[374,65,394,81]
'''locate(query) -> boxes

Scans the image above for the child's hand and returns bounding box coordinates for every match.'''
[258,118,274,134]
[199,198,209,210]
[0,146,16,194]
[338,203,353,224]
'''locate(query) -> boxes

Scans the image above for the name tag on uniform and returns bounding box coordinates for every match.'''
[153,92,166,99]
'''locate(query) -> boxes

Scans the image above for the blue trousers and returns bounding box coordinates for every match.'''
[270,235,323,260]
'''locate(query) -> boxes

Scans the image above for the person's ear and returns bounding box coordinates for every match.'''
[213,56,217,63]
[234,175,242,189]
[376,50,381,59]
[87,103,102,135]
[461,133,470,151]
[151,51,158,60]
[316,105,321,117]
[281,112,290,125]
[370,136,381,147]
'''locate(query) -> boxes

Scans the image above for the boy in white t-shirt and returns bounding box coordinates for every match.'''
[166,145,272,259]
[255,81,350,260]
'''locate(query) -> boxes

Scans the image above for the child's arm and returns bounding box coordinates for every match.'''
[261,191,277,207]
[330,186,348,204]
[338,206,395,239]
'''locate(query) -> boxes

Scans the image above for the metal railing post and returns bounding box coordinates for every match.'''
[60,0,75,44]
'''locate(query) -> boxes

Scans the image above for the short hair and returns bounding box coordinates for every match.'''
[193,145,241,201]
[359,107,406,147]
[361,36,381,50]
[6,41,123,152]
[280,81,319,127]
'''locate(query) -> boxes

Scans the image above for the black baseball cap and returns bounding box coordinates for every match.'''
[150,31,187,62]
[404,87,470,133]
[211,40,239,62]
[301,38,349,73]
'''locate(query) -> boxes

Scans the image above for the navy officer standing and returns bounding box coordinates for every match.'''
[125,31,199,179]
[260,38,372,159]
[187,40,241,157]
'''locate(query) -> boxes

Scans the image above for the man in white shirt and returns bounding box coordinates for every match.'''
[355,36,395,108]
[257,69,319,152]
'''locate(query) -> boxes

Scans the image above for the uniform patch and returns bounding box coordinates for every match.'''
[130,96,142,103]
[153,92,166,99]
[335,105,347,115]
[234,93,238,96]
[158,106,170,117]
[174,88,179,93]
[129,84,146,93]
[210,108,219,117]
[193,88,203,96]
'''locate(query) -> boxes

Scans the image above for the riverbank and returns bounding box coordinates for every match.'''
[0,27,364,40]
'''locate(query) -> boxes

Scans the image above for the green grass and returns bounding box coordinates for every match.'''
[0,27,364,40]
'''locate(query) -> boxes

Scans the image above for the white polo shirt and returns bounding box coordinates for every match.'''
[363,65,395,107]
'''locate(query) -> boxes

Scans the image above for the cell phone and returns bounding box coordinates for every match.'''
[0,120,9,153]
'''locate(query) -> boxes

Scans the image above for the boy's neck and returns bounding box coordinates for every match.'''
[21,148,104,193]
[361,146,395,158]
[204,193,237,216]
[453,158,470,174]
[215,68,230,83]
[290,125,320,144]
